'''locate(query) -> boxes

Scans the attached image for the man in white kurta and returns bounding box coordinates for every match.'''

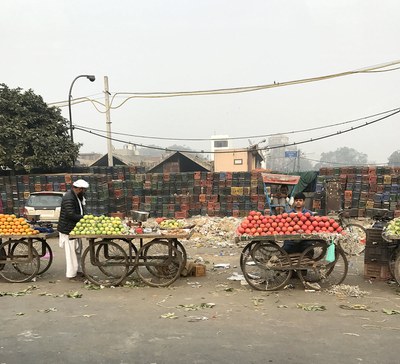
[57,179,89,279]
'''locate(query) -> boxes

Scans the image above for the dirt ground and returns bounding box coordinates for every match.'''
[1,236,400,364]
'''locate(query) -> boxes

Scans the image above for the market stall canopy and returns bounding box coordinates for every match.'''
[261,173,300,185]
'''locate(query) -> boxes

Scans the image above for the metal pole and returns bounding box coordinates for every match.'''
[104,76,113,167]
[68,74,96,144]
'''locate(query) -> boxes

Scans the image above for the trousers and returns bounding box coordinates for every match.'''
[59,232,82,278]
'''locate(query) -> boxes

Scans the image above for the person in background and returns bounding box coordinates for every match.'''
[57,179,89,281]
[272,185,291,215]
[282,192,313,254]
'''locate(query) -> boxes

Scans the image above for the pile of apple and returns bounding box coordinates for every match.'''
[237,210,343,237]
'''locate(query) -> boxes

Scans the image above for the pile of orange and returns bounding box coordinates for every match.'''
[0,214,40,236]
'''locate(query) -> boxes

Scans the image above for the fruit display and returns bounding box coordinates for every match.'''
[159,219,185,229]
[70,215,128,236]
[0,214,40,236]
[236,210,343,237]
[384,217,400,237]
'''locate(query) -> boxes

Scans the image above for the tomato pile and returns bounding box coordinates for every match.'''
[237,210,343,237]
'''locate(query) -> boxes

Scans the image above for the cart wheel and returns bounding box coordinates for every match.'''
[388,247,399,278]
[142,239,187,278]
[240,241,259,271]
[94,239,137,277]
[298,243,348,289]
[242,241,292,291]
[11,238,53,276]
[340,223,366,255]
[82,241,129,287]
[394,253,400,285]
[136,240,184,287]
[0,240,40,283]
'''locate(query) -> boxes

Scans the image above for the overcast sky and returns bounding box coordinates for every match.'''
[2,0,400,165]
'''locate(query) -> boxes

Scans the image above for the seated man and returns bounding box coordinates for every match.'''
[271,185,291,214]
[282,192,314,255]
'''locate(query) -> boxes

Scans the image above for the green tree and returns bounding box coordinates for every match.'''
[314,147,368,169]
[388,150,400,166]
[0,84,79,171]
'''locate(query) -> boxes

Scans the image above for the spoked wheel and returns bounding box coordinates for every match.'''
[135,240,184,287]
[11,238,53,275]
[242,242,292,291]
[240,241,259,271]
[95,239,138,277]
[394,253,400,285]
[142,239,187,278]
[298,243,348,289]
[388,247,399,278]
[0,240,40,283]
[82,241,129,287]
[341,223,366,256]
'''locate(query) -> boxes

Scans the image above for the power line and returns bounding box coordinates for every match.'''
[74,106,400,142]
[48,59,400,110]
[73,108,400,154]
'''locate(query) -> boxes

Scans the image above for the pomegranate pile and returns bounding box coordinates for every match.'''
[236,210,343,237]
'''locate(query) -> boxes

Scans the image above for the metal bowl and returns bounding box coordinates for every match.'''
[130,210,149,222]
[26,214,41,221]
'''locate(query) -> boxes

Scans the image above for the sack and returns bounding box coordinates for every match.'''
[325,243,336,263]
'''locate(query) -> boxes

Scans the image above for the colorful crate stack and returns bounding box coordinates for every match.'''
[314,166,400,218]
[364,228,396,280]
[0,167,267,218]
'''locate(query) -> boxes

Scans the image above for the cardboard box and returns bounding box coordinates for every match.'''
[191,263,206,277]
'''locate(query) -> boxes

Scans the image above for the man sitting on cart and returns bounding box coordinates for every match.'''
[282,192,314,255]
[272,185,291,215]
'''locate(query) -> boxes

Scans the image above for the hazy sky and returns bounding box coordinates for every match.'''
[2,0,400,165]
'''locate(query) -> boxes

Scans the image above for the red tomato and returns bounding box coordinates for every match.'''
[249,210,257,216]
[332,222,339,229]
[241,223,248,228]
[304,212,311,218]
[289,212,296,219]
[262,218,268,224]
[253,215,260,221]
[293,224,300,231]
[282,213,288,219]
[248,215,253,221]
[238,227,245,234]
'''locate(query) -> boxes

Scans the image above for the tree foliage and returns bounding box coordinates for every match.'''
[388,150,400,166]
[0,84,79,171]
[314,147,368,169]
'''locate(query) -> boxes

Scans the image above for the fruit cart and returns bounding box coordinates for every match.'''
[0,232,58,283]
[239,233,348,291]
[75,230,192,287]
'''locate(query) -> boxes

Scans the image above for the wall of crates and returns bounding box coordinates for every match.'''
[0,169,266,218]
[313,166,400,218]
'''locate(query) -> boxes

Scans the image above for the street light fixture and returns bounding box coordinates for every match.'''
[68,74,96,144]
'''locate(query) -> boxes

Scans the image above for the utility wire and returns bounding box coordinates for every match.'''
[73,108,400,154]
[48,59,400,111]
[74,106,400,142]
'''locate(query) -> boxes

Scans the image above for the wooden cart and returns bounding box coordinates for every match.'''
[239,233,348,291]
[74,230,192,287]
[0,232,57,282]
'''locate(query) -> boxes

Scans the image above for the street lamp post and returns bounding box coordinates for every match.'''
[68,74,96,144]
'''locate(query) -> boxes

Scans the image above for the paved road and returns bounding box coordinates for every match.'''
[1,238,400,364]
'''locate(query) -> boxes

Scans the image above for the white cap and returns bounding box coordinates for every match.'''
[73,179,89,188]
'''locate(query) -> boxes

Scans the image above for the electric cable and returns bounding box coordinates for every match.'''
[47,59,400,111]
[73,108,400,154]
[74,106,400,142]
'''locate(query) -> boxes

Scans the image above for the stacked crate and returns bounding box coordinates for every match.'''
[314,166,400,217]
[364,228,396,280]
[0,167,267,218]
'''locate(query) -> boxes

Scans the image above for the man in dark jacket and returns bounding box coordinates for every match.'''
[58,179,89,280]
